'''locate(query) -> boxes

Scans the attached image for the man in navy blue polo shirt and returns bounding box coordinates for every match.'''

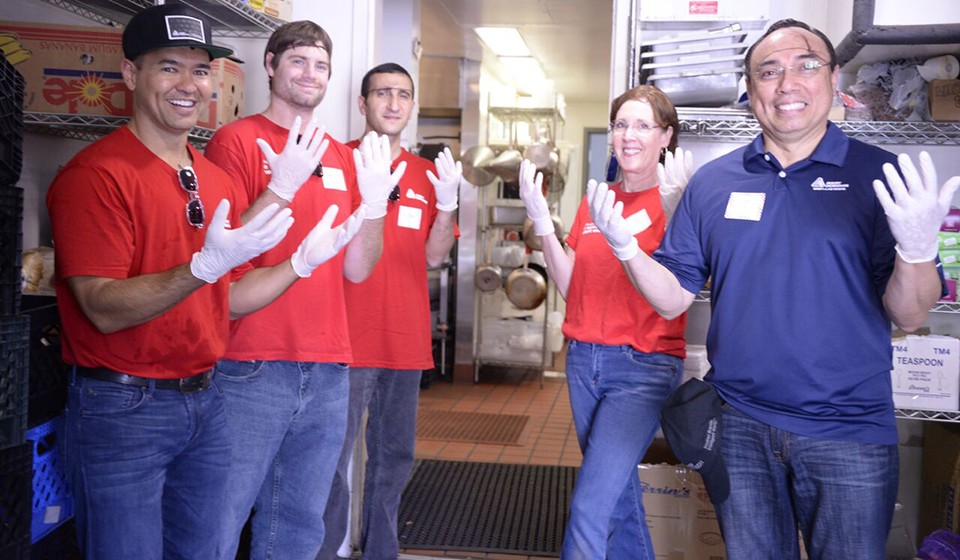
[586,18,960,560]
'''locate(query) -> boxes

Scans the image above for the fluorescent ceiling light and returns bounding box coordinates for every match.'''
[499,56,546,81]
[474,27,530,57]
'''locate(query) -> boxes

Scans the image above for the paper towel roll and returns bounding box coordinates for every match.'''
[918,55,960,82]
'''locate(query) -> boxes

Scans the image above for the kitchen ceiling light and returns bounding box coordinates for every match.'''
[474,27,531,57]
[499,56,546,81]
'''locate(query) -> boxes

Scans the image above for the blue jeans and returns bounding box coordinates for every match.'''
[320,368,421,560]
[716,404,898,560]
[561,340,683,560]
[215,360,349,560]
[63,370,231,560]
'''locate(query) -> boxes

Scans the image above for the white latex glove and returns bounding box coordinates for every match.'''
[873,151,960,263]
[257,115,329,202]
[353,131,406,220]
[428,147,462,212]
[656,146,694,223]
[586,180,639,261]
[290,205,366,278]
[519,159,553,236]
[190,200,295,283]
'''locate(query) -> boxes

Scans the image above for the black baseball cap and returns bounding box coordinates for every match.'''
[660,378,730,504]
[122,4,234,62]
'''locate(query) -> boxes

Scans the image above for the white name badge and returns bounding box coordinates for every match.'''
[397,205,423,230]
[624,208,652,235]
[724,192,766,221]
[322,168,347,191]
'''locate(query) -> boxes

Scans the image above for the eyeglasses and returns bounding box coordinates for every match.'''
[751,59,827,83]
[178,166,205,228]
[369,87,413,102]
[610,120,664,136]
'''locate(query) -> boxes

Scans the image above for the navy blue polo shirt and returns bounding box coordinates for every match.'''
[655,122,902,445]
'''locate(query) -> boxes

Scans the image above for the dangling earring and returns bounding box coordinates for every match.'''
[660,147,667,157]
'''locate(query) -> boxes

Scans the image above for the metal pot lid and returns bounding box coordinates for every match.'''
[475,264,503,293]
[488,149,523,182]
[461,145,497,186]
[505,267,547,310]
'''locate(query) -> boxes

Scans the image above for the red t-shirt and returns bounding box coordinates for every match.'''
[343,145,444,369]
[205,114,360,363]
[46,127,238,377]
[564,183,686,358]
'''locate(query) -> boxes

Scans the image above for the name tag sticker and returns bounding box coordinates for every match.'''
[397,205,422,229]
[624,208,652,234]
[724,192,766,221]
[322,168,347,191]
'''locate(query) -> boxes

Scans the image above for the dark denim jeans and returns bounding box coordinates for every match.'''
[320,368,421,560]
[64,370,231,560]
[715,405,899,560]
[215,360,349,560]
[561,340,683,560]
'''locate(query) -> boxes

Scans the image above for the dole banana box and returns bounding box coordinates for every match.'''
[0,21,131,117]
[0,21,244,128]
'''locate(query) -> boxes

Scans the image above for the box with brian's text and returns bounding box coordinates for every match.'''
[639,464,726,559]
[891,335,960,412]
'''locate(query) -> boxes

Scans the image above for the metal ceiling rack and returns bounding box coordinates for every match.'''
[38,0,282,37]
[677,108,960,145]
[24,112,214,148]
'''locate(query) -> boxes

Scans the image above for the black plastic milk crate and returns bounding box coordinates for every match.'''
[0,54,24,185]
[0,186,23,316]
[27,415,73,543]
[0,314,29,450]
[23,296,68,427]
[0,442,32,559]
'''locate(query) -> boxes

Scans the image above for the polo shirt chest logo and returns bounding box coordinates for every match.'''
[810,176,850,191]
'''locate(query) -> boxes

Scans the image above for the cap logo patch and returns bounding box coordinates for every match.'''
[164,15,206,44]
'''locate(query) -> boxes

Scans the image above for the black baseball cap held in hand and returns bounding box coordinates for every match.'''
[122,3,234,62]
[660,378,730,505]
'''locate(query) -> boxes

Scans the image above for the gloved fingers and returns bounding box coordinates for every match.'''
[389,160,407,185]
[880,162,910,210]
[254,209,295,249]
[207,199,232,232]
[284,115,303,149]
[681,147,694,179]
[315,204,339,232]
[896,153,926,202]
[519,160,537,195]
[312,137,330,166]
[917,151,939,200]
[872,178,901,220]
[662,150,676,185]
[940,175,960,209]
[435,147,458,177]
[243,202,284,232]
[335,208,365,250]
[256,138,279,165]
[300,118,323,150]
[426,169,440,188]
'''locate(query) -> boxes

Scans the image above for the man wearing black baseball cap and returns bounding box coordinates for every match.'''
[660,378,730,505]
[48,4,362,558]
[121,2,234,62]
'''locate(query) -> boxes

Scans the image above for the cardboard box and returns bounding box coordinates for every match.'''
[891,335,960,412]
[919,422,960,540]
[196,57,244,130]
[243,0,293,22]
[0,21,132,117]
[929,79,960,121]
[639,464,726,559]
[0,21,243,129]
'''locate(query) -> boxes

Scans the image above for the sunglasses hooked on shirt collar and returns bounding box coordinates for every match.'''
[178,166,205,228]
[389,166,401,203]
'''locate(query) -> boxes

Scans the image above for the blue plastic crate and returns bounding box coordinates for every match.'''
[0,186,23,316]
[0,53,24,185]
[0,314,28,449]
[0,442,31,558]
[27,415,73,543]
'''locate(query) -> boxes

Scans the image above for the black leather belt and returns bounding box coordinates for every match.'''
[75,366,214,394]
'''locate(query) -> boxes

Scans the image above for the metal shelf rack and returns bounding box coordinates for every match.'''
[677,108,960,146]
[24,112,214,148]
[39,0,283,38]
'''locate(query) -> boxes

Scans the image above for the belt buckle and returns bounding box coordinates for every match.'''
[178,371,211,394]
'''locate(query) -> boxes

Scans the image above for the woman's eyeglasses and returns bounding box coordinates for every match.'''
[178,166,205,228]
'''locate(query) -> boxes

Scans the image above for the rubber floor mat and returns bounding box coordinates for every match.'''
[398,459,577,556]
[416,409,530,446]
